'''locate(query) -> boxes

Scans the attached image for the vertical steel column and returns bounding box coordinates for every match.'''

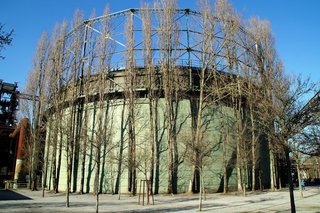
[185,9,192,88]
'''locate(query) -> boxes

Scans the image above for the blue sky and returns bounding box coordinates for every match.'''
[1,0,319,90]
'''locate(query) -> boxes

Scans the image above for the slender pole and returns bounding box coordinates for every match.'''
[138,179,142,204]
[285,147,296,213]
[142,180,145,206]
[198,166,202,211]
[147,180,150,205]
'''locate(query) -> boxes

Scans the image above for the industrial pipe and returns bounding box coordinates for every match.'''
[9,118,29,187]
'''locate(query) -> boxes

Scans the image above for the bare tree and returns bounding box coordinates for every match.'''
[114,101,128,195]
[124,8,138,196]
[64,9,85,207]
[41,23,61,197]
[215,0,246,192]
[189,0,219,197]
[156,0,181,194]
[297,125,320,156]
[92,72,105,212]
[0,23,13,59]
[23,3,320,212]
[92,6,113,212]
[141,2,157,195]
[247,17,276,192]
[78,25,93,194]
[22,31,52,192]
[52,21,68,194]
[264,60,317,212]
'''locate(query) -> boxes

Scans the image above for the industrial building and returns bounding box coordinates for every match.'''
[41,8,271,195]
[0,80,19,186]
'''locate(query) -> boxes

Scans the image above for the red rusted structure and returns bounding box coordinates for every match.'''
[9,118,30,184]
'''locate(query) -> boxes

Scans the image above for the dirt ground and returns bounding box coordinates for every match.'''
[0,186,319,212]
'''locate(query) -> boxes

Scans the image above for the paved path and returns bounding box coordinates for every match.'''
[0,187,319,212]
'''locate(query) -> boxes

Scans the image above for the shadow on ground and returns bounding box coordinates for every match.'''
[0,189,32,200]
[109,203,227,213]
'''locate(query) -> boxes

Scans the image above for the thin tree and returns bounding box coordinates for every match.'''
[23,32,51,191]
[215,0,245,192]
[53,21,68,193]
[189,0,218,195]
[124,8,138,195]
[272,74,316,213]
[64,9,85,207]
[141,2,157,195]
[92,5,115,212]
[156,0,181,194]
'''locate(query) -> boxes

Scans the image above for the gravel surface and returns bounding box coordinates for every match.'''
[0,187,319,212]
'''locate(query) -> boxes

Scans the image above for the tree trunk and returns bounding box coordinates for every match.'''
[94,138,101,211]
[296,160,303,198]
[236,136,243,192]
[285,147,296,213]
[190,97,199,193]
[154,99,161,195]
[66,139,70,207]
[42,119,52,197]
[149,99,155,194]
[99,142,107,194]
[99,100,110,193]
[128,110,136,195]
[52,135,58,192]
[269,141,276,191]
[55,129,63,193]
[126,11,137,196]
[198,166,203,211]
[222,111,228,194]
[86,103,96,193]
[79,126,87,194]
[115,101,126,194]
[250,104,256,191]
